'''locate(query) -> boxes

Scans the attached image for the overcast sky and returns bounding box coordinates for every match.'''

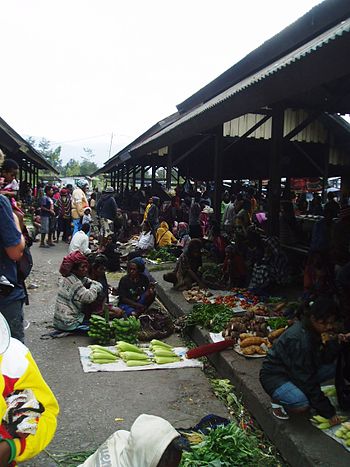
[1,0,323,166]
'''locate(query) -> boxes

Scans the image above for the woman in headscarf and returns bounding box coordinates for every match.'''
[163,238,205,290]
[53,251,103,331]
[177,222,191,250]
[117,259,156,316]
[156,221,177,248]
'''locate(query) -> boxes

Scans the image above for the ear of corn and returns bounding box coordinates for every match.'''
[153,349,177,358]
[88,345,117,356]
[150,339,172,349]
[120,351,150,361]
[116,341,143,353]
[155,356,181,364]
[126,360,152,367]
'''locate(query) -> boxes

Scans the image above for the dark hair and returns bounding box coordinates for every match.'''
[187,238,202,256]
[44,185,53,194]
[304,297,339,322]
[2,158,19,172]
[81,223,90,233]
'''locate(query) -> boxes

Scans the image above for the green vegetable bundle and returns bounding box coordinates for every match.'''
[88,314,111,345]
[111,316,141,344]
[186,303,235,332]
[201,263,222,282]
[267,317,288,330]
[180,422,276,466]
[147,247,177,262]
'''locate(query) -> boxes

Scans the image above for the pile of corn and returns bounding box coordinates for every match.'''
[88,345,119,364]
[149,339,181,364]
[335,422,350,446]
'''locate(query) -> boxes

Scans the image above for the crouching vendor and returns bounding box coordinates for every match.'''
[260,298,342,423]
[53,251,103,331]
[117,259,156,316]
[0,312,59,466]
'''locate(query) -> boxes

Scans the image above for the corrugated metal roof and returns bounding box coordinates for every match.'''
[223,109,328,143]
[131,18,350,153]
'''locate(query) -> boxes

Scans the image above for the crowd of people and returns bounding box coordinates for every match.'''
[2,146,350,463]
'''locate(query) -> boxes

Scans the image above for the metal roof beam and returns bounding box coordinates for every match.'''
[173,135,212,166]
[283,110,322,140]
[224,114,271,152]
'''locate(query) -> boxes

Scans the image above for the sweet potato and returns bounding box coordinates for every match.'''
[240,337,267,348]
[242,345,266,355]
[239,333,254,340]
[268,327,286,342]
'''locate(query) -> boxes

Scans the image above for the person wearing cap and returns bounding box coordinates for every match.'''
[96,187,118,243]
[54,250,103,331]
[0,312,59,465]
[71,180,89,235]
[79,414,182,467]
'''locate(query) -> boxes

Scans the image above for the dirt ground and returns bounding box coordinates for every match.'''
[21,242,228,466]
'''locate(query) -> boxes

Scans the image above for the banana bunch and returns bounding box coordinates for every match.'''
[111,316,141,344]
[335,422,350,446]
[311,414,347,430]
[88,314,112,345]
[88,345,119,364]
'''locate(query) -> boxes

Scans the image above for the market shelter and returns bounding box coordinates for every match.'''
[0,115,58,190]
[95,0,350,234]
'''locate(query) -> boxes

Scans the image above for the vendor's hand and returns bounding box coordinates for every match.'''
[135,303,146,312]
[338,333,350,343]
[329,415,342,426]
[0,441,11,467]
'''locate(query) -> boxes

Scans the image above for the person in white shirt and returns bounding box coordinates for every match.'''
[69,223,91,255]
[127,221,154,260]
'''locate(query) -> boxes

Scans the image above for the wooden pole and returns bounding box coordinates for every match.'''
[166,146,172,190]
[268,106,284,237]
[213,125,223,223]
[141,165,145,189]
[151,166,156,189]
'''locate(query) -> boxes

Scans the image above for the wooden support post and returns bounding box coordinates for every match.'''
[110,172,113,186]
[213,125,223,223]
[120,165,125,195]
[268,106,284,237]
[151,166,156,188]
[166,146,172,190]
[141,166,145,188]
[132,167,136,188]
[322,136,331,203]
[125,163,130,191]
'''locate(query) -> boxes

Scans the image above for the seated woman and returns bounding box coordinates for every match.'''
[163,238,205,291]
[249,236,288,294]
[156,221,177,247]
[128,221,155,260]
[207,222,226,262]
[177,222,191,250]
[53,251,103,331]
[100,234,121,271]
[117,259,156,316]
[260,298,342,422]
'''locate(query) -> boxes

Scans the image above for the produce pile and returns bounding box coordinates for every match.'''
[147,247,177,262]
[200,263,222,282]
[88,314,141,345]
[88,340,182,367]
[180,421,277,467]
[183,287,213,304]
[222,311,290,357]
[185,303,238,333]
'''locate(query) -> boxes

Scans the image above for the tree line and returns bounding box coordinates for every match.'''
[27,137,100,176]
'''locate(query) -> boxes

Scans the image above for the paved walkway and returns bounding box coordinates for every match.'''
[22,244,228,466]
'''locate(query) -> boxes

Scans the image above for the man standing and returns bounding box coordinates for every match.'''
[71,180,89,235]
[0,194,25,341]
[96,187,118,241]
[39,185,55,247]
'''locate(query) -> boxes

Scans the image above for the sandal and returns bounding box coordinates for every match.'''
[271,403,289,420]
